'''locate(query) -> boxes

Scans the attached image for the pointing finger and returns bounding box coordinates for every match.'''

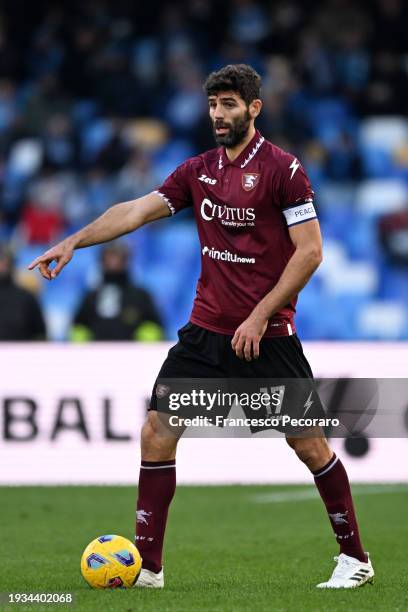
[28,255,44,270]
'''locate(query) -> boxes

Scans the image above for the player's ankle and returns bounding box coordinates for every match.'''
[344,550,368,564]
[142,562,162,574]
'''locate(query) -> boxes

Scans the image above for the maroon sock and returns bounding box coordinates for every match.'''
[135,460,176,573]
[313,453,367,563]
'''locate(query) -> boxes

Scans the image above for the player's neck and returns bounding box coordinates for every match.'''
[225,125,256,162]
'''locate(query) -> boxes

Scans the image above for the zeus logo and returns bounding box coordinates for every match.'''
[200,198,255,223]
[198,174,217,185]
[289,158,300,180]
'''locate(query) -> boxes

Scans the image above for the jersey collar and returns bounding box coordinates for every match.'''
[218,129,265,170]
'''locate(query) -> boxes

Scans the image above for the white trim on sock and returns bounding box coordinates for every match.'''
[314,455,339,478]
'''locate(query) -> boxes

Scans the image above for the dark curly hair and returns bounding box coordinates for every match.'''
[203,64,262,106]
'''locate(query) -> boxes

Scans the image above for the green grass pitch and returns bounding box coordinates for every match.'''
[1,484,407,611]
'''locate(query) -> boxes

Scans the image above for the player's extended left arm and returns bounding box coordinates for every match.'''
[231,219,322,361]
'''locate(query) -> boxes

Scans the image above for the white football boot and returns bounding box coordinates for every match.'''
[135,567,164,588]
[316,553,374,589]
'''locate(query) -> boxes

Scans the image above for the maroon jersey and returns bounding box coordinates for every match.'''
[154,129,317,337]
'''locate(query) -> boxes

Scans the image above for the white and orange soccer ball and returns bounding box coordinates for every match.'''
[80,534,142,589]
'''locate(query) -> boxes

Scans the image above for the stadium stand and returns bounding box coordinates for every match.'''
[0,0,407,340]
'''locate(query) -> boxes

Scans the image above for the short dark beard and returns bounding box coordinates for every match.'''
[213,110,251,147]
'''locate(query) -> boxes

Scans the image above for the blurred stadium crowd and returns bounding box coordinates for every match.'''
[0,0,407,340]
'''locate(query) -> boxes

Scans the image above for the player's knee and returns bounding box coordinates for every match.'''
[286,436,329,469]
[141,412,178,460]
[296,445,321,468]
[140,419,155,448]
[141,413,164,448]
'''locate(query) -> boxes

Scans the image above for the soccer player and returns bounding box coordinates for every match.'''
[29,64,374,589]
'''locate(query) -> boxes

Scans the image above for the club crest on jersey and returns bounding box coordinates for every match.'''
[241,173,260,191]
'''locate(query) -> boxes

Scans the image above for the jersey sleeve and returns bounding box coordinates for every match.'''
[279,155,317,227]
[153,160,192,215]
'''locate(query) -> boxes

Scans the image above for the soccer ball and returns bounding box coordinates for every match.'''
[80,534,142,589]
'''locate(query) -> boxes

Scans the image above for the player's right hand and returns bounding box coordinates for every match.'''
[28,240,75,280]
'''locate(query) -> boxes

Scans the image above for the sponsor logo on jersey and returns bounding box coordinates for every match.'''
[241,173,260,191]
[202,245,255,264]
[200,197,255,227]
[198,174,217,185]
